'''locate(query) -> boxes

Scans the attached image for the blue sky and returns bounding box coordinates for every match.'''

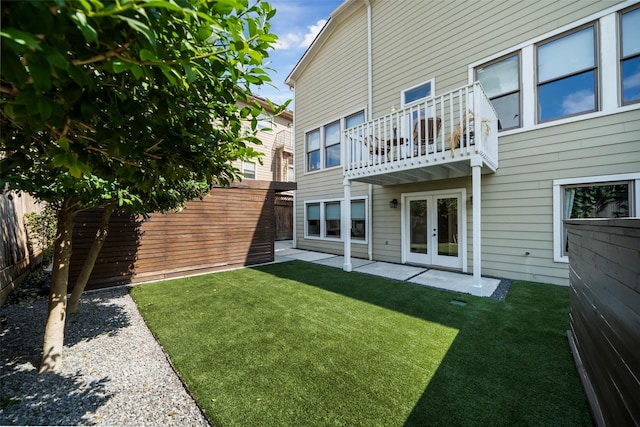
[252,0,344,109]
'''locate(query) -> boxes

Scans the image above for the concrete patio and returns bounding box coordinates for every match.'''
[274,241,505,299]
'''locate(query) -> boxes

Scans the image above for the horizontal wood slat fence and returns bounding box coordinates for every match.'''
[565,218,639,427]
[69,181,285,290]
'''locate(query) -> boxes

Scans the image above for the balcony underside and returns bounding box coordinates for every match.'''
[345,151,497,186]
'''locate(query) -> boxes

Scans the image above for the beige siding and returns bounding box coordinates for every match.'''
[292,0,638,286]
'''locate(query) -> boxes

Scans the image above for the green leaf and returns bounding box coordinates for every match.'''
[0,28,42,51]
[117,16,156,47]
[58,136,70,151]
[0,52,28,87]
[37,97,53,120]
[28,60,52,92]
[43,46,69,71]
[131,64,143,79]
[112,60,130,73]
[139,48,157,61]
[71,11,98,43]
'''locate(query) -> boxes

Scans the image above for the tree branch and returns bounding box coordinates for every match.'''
[72,41,133,66]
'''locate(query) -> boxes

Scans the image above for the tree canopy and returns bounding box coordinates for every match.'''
[1,0,286,372]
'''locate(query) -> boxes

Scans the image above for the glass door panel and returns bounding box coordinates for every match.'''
[410,200,428,254]
[437,197,458,257]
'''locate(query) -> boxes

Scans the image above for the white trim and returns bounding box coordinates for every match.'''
[552,172,640,263]
[303,196,369,244]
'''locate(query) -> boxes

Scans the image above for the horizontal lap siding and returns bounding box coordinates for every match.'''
[69,186,275,289]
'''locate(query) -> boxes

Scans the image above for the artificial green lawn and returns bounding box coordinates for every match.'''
[130,261,592,426]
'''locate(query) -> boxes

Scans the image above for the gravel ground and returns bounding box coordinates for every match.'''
[0,287,210,426]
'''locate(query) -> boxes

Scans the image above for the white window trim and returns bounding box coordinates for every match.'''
[303,107,366,175]
[469,1,640,136]
[400,78,436,109]
[242,161,256,179]
[552,172,640,263]
[303,197,369,244]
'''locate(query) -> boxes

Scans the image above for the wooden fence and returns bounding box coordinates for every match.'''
[69,181,294,290]
[565,218,639,427]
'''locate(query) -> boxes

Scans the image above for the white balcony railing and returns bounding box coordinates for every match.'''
[343,82,498,183]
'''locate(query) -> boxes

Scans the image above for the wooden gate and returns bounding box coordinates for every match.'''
[274,194,293,240]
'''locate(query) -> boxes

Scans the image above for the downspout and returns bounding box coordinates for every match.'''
[291,87,297,249]
[364,0,373,261]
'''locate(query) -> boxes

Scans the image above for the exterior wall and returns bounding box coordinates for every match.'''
[291,0,639,285]
[566,218,640,426]
[0,192,42,306]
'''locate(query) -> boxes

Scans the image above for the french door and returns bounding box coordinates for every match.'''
[402,191,464,269]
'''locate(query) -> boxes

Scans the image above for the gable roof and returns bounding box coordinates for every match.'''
[285,0,362,88]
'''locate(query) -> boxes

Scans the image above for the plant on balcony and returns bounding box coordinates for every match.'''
[449,110,491,156]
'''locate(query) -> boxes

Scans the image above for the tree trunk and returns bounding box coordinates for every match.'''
[67,207,113,314]
[39,202,76,373]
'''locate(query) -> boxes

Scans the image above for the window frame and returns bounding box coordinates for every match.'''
[401,78,435,109]
[304,197,368,243]
[242,161,256,179]
[553,173,640,263]
[619,5,640,106]
[475,53,522,131]
[536,23,599,123]
[304,109,365,174]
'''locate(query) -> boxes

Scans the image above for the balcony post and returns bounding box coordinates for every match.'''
[471,157,483,295]
[343,178,352,272]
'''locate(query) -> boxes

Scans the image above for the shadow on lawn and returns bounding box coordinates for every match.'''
[253,261,592,426]
[0,288,130,425]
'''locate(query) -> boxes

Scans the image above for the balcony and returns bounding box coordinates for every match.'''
[343,82,499,185]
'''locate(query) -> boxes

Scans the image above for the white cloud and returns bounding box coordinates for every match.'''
[301,19,327,48]
[562,90,595,115]
[624,67,640,89]
[275,33,302,50]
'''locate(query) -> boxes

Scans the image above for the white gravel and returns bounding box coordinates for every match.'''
[0,287,210,426]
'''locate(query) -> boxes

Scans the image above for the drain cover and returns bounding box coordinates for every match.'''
[450,299,467,306]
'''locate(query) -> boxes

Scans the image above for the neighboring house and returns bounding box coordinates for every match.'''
[285,0,640,293]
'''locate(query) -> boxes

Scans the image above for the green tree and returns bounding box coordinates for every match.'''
[1,0,286,373]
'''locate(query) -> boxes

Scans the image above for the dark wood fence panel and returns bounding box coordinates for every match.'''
[275,194,293,240]
[69,183,276,290]
[565,218,640,427]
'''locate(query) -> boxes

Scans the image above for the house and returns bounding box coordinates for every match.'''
[67,97,295,289]
[285,0,640,293]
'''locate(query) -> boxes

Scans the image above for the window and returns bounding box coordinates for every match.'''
[351,200,366,240]
[402,79,434,107]
[476,54,521,130]
[257,113,273,131]
[243,161,256,179]
[306,129,320,171]
[537,25,598,122]
[307,203,320,237]
[553,174,638,262]
[621,6,640,105]
[304,198,367,242]
[305,110,365,172]
[324,122,341,168]
[325,202,341,237]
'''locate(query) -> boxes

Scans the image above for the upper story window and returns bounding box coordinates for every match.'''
[401,79,434,107]
[243,161,256,179]
[324,122,341,168]
[306,129,320,171]
[621,6,640,105]
[537,25,598,122]
[256,113,273,131]
[305,110,365,173]
[476,54,521,130]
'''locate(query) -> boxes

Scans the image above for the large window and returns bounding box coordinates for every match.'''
[305,110,365,173]
[324,122,341,168]
[306,130,320,171]
[307,203,320,237]
[553,174,638,262]
[304,198,367,241]
[621,6,640,105]
[476,54,520,130]
[537,25,598,122]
